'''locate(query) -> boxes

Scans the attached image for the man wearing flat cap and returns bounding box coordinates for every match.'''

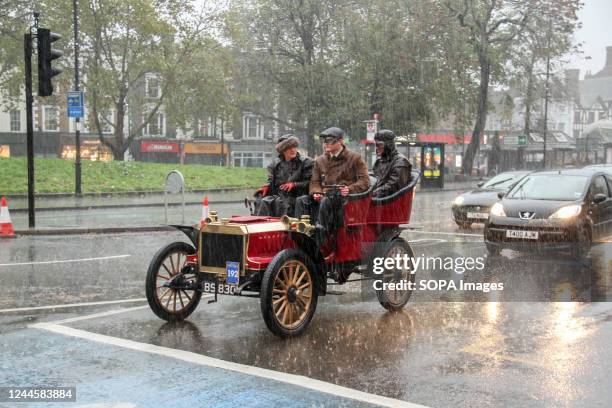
[295,127,370,246]
[255,134,313,217]
[372,129,412,198]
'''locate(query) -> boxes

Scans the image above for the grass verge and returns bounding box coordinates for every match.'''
[0,157,267,194]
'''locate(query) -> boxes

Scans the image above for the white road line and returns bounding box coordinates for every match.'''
[32,322,428,408]
[0,298,147,314]
[0,254,131,267]
[51,305,151,324]
[406,230,482,237]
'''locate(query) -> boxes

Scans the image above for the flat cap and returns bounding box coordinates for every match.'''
[319,127,345,140]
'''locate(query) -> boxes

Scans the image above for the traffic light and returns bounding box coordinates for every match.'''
[37,28,63,97]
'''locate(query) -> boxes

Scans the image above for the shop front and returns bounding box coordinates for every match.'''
[61,140,113,161]
[183,142,229,165]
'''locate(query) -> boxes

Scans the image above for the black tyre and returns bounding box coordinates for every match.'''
[572,226,591,261]
[260,249,318,338]
[486,242,501,257]
[374,238,415,311]
[456,221,473,229]
[146,242,202,322]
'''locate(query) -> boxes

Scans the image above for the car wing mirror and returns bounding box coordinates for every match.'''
[477,181,485,188]
[497,191,505,199]
[592,193,607,204]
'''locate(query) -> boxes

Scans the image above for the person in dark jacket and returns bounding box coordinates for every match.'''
[371,129,412,198]
[295,127,370,246]
[255,134,313,217]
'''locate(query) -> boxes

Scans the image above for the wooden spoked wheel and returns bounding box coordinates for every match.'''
[271,260,313,330]
[261,249,318,338]
[146,242,202,322]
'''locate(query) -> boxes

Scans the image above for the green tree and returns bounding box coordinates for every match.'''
[446,0,530,174]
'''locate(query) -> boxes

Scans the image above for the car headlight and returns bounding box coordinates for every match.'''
[490,202,506,217]
[453,196,465,206]
[549,204,581,219]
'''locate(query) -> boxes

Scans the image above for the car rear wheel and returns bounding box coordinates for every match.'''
[260,249,318,338]
[373,238,415,311]
[146,242,202,322]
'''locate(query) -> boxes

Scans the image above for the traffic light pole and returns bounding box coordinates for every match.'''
[24,32,36,228]
[73,0,81,195]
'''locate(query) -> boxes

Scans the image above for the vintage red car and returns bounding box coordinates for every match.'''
[145,171,420,338]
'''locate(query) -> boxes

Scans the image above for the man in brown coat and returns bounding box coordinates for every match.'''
[295,127,370,246]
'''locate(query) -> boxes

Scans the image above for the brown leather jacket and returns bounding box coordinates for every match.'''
[309,146,370,194]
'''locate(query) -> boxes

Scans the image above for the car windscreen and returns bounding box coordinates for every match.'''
[506,175,588,201]
[482,173,524,189]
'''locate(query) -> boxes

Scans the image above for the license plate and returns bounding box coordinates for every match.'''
[506,230,539,239]
[467,212,489,219]
[226,261,240,285]
[202,281,236,295]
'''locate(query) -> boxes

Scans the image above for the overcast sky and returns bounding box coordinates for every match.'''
[569,0,612,77]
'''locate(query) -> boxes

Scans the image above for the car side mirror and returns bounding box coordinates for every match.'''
[497,191,505,199]
[477,181,485,188]
[592,193,607,204]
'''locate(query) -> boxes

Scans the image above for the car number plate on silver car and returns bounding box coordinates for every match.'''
[506,230,538,239]
[467,212,489,219]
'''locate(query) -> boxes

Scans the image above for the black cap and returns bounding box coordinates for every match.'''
[374,129,396,142]
[319,127,345,140]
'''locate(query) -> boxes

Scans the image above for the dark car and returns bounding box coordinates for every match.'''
[484,169,612,259]
[451,171,530,228]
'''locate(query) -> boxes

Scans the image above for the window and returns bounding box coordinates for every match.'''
[591,175,609,197]
[43,106,59,131]
[146,76,160,98]
[232,152,272,168]
[588,111,595,124]
[574,111,581,123]
[9,110,20,132]
[244,115,261,139]
[144,112,164,136]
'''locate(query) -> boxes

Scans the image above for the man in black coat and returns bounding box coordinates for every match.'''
[255,134,314,217]
[372,130,412,198]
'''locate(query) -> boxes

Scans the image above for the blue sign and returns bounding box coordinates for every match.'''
[67,91,84,118]
[226,261,240,285]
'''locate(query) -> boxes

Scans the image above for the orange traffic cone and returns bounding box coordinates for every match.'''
[200,196,209,228]
[0,196,15,238]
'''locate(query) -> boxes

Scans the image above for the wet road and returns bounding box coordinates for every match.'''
[1,190,612,407]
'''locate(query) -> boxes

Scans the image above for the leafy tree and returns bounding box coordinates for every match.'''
[446,0,530,174]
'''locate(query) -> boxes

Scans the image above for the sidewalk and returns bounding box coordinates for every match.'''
[5,180,478,213]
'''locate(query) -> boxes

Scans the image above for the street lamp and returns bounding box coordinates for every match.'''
[73,0,82,194]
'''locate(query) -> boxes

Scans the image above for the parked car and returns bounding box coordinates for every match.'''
[484,169,612,259]
[584,164,612,175]
[451,171,530,228]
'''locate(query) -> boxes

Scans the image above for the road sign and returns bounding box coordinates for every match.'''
[67,91,84,118]
[364,120,379,142]
[518,134,527,146]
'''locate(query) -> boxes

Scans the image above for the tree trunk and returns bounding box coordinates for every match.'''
[462,60,490,175]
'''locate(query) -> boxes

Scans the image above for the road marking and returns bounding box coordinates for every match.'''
[407,230,482,237]
[0,298,147,314]
[0,254,131,267]
[52,305,151,324]
[32,322,428,408]
[40,296,212,324]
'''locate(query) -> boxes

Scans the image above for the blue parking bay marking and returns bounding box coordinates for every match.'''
[12,323,425,408]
